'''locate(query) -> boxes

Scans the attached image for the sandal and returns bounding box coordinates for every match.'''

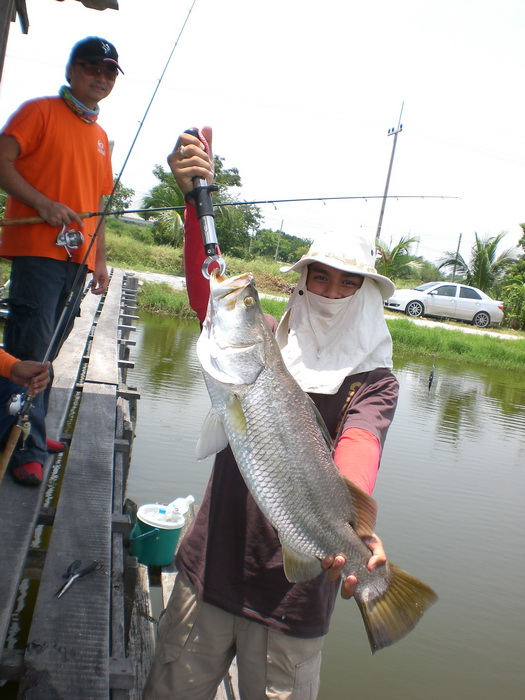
[46,438,67,453]
[11,462,43,486]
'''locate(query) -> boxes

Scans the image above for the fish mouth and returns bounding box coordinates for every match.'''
[210,270,254,298]
[210,271,256,309]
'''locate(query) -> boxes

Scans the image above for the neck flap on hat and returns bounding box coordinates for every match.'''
[276,270,393,394]
[59,85,99,124]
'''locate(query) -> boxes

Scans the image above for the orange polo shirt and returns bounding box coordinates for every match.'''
[0,96,113,271]
[0,348,18,378]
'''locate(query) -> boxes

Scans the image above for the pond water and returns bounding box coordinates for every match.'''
[126,312,525,700]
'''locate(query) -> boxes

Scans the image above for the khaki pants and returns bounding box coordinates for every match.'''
[143,574,325,700]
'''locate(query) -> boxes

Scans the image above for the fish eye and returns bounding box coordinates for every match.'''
[244,296,255,307]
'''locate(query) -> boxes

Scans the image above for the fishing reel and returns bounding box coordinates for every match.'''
[7,392,24,416]
[56,226,84,250]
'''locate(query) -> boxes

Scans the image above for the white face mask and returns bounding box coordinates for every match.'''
[276,272,393,394]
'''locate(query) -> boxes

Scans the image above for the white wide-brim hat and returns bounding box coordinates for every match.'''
[280,231,395,300]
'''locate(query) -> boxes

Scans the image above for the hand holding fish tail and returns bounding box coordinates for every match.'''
[322,533,386,600]
[168,125,214,197]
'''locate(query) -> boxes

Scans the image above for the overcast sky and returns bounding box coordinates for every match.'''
[1,0,523,264]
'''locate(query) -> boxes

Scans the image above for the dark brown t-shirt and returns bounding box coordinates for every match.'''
[176,368,398,638]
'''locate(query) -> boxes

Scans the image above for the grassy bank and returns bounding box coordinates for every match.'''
[137,281,525,372]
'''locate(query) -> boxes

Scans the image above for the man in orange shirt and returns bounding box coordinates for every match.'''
[0,37,122,485]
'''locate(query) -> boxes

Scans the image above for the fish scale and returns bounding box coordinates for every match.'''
[197,271,438,652]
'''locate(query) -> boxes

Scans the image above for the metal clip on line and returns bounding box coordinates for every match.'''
[185,177,226,279]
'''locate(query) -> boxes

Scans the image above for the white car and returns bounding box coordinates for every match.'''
[384,281,504,328]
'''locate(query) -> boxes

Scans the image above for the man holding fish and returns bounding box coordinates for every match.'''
[144,127,436,699]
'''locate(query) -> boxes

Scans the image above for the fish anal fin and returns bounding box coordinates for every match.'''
[195,409,229,460]
[282,544,322,583]
[344,477,377,536]
[355,562,438,653]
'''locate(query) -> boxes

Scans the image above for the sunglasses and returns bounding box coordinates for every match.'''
[75,61,118,80]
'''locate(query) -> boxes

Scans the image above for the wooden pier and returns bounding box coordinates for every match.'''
[0,268,239,699]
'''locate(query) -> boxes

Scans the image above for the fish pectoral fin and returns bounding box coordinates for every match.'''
[281,544,322,582]
[344,478,377,536]
[195,409,229,460]
[225,395,247,436]
[355,562,438,653]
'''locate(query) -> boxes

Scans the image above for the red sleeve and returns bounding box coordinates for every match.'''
[184,204,211,324]
[333,427,381,496]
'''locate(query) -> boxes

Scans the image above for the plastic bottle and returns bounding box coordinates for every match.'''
[166,495,195,521]
[157,505,168,522]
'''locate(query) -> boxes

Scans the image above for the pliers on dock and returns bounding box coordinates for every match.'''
[54,559,101,599]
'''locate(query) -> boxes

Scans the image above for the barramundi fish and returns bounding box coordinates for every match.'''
[196,270,437,653]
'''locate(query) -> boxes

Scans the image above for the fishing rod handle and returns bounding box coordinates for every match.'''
[188,176,219,250]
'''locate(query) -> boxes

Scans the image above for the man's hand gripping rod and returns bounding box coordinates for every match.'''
[184,128,226,279]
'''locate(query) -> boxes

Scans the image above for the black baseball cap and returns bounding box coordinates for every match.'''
[69,37,124,74]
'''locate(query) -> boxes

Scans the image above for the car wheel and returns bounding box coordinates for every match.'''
[405,300,424,318]
[473,311,490,328]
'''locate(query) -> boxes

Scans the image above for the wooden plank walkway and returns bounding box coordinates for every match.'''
[0,269,142,698]
[0,267,240,699]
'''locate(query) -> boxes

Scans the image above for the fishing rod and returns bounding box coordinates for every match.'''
[0,195,460,227]
[0,1,200,480]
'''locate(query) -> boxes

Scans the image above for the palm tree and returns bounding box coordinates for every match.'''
[140,165,185,247]
[437,233,517,293]
[376,234,422,279]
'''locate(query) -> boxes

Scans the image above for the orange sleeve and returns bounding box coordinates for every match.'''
[333,427,381,496]
[0,348,19,379]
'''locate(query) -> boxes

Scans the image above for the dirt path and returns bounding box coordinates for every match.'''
[124,269,521,341]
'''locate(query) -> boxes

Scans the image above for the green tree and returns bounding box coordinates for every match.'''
[140,164,185,247]
[437,232,517,293]
[499,223,525,329]
[250,228,310,263]
[140,157,263,254]
[105,177,135,213]
[376,234,423,280]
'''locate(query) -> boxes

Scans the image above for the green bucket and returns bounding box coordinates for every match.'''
[130,503,186,566]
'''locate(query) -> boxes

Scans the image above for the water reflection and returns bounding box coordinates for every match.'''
[126,313,525,700]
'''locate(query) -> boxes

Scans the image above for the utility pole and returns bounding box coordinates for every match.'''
[452,232,462,282]
[375,102,404,244]
[274,219,283,261]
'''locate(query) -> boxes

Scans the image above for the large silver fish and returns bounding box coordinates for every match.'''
[196,271,437,653]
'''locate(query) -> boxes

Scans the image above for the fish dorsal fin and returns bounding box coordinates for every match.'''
[195,409,229,460]
[281,542,322,582]
[344,478,378,537]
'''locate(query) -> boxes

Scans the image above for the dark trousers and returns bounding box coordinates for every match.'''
[2,257,87,467]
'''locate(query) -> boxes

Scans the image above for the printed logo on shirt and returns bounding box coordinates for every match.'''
[97,140,106,156]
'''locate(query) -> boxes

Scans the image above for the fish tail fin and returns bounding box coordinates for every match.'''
[356,563,438,654]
